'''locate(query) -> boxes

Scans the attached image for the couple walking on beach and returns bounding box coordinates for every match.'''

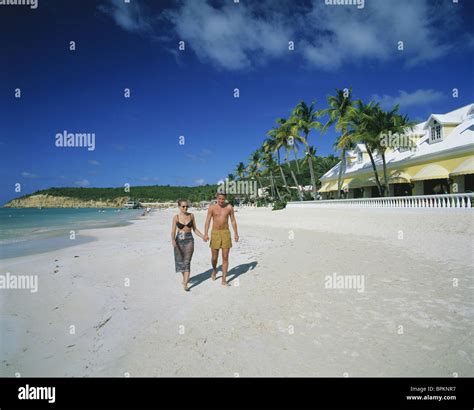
[171,193,239,292]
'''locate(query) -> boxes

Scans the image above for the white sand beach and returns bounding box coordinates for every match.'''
[1,207,473,377]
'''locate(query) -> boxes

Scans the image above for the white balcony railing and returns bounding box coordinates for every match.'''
[287,193,473,209]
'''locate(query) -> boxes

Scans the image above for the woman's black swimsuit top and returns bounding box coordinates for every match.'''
[176,217,193,229]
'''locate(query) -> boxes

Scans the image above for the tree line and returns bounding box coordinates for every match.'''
[230,88,415,201]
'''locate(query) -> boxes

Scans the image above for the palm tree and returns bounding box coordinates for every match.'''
[235,162,246,180]
[314,154,340,180]
[277,119,305,200]
[248,149,264,196]
[227,173,235,181]
[267,121,294,198]
[286,127,302,175]
[261,140,281,200]
[302,145,317,195]
[346,100,384,196]
[290,100,322,199]
[332,132,355,198]
[234,162,248,201]
[360,104,416,196]
[320,88,354,198]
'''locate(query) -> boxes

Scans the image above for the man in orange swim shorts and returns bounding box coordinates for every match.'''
[203,192,239,286]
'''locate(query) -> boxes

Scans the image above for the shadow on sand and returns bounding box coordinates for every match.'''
[188,261,258,290]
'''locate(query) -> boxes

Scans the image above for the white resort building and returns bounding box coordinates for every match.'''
[319,103,474,200]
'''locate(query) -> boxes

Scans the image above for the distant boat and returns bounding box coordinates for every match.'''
[123,201,140,209]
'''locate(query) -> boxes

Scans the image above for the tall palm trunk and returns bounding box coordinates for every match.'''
[267,170,275,196]
[274,174,281,200]
[336,126,349,199]
[287,163,303,201]
[293,148,301,174]
[337,148,346,199]
[381,152,390,197]
[277,149,292,195]
[270,170,281,200]
[268,172,274,198]
[365,145,384,197]
[304,138,317,199]
[279,166,291,195]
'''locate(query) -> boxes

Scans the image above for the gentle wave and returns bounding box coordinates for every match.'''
[0,208,144,258]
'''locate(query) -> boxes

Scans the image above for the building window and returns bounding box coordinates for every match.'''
[430,121,442,143]
[357,152,363,163]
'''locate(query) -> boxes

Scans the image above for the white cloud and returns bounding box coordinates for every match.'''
[186,148,212,163]
[98,0,153,35]
[21,171,39,178]
[75,179,90,187]
[466,33,474,49]
[140,177,160,182]
[165,0,458,71]
[301,0,456,70]
[163,0,293,71]
[100,0,461,71]
[88,160,100,166]
[194,178,205,185]
[371,89,445,109]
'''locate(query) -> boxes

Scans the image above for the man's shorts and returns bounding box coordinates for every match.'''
[210,229,232,249]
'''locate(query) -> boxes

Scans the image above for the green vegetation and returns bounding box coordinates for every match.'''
[342,100,416,196]
[28,185,219,203]
[233,88,414,201]
[272,200,287,211]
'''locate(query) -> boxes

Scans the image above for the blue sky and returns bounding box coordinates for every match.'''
[1,0,473,205]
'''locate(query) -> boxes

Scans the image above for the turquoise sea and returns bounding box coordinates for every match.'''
[0,208,143,259]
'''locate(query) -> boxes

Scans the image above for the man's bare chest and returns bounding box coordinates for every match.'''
[213,207,230,219]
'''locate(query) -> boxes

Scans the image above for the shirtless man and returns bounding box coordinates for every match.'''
[203,193,239,286]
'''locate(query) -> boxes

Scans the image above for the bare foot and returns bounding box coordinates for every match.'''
[221,281,230,287]
[211,269,217,281]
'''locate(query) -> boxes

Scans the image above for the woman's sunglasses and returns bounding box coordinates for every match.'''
[181,205,189,208]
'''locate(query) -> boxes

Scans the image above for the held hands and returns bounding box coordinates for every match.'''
[203,234,209,242]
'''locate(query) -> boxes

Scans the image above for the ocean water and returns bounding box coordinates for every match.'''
[0,208,143,259]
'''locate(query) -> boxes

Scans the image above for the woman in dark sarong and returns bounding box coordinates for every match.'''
[171,200,205,291]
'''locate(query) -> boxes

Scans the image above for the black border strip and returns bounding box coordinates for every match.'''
[0,377,472,409]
